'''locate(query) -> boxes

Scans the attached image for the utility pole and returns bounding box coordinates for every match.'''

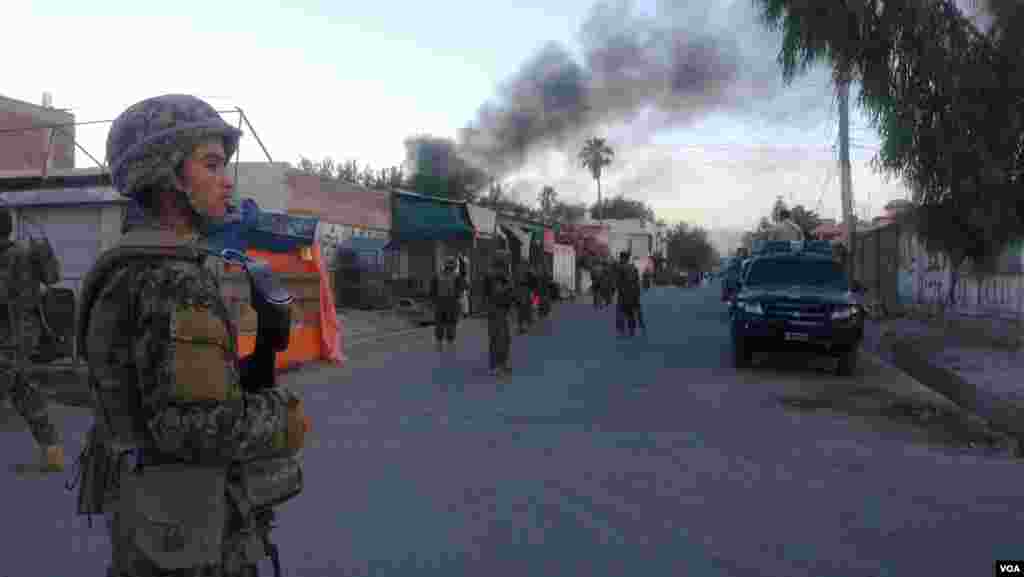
[838,67,856,281]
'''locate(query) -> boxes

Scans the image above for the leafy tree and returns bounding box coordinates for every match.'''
[771,196,789,223]
[339,160,360,183]
[578,137,614,220]
[538,186,558,222]
[754,0,1024,302]
[790,205,823,238]
[551,200,587,224]
[318,157,336,179]
[665,222,719,273]
[589,194,654,221]
[296,156,317,174]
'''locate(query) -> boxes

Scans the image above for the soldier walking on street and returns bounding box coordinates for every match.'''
[0,207,64,472]
[431,257,465,352]
[483,255,514,376]
[516,266,535,334]
[75,94,309,577]
[614,251,642,337]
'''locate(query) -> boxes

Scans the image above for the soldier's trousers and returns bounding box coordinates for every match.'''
[487,309,511,370]
[517,296,533,332]
[434,300,459,343]
[0,368,59,447]
[616,303,638,336]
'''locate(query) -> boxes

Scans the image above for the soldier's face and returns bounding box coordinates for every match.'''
[179,139,234,219]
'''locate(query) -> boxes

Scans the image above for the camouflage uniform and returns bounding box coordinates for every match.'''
[84,226,295,576]
[81,94,299,577]
[0,238,60,448]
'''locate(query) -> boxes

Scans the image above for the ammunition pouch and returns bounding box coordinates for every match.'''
[116,463,228,570]
[228,451,303,515]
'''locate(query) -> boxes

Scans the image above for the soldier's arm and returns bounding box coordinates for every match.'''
[132,263,292,464]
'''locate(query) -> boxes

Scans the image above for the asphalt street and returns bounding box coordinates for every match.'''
[3,284,1023,576]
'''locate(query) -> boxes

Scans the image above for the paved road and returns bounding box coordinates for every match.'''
[3,285,1023,576]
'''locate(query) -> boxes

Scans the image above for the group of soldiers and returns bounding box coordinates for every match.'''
[590,251,647,337]
[4,93,654,576]
[430,252,558,377]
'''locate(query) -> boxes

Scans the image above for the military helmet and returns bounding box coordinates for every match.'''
[106,94,242,201]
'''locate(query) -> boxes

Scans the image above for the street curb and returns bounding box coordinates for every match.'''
[858,350,962,413]
[889,337,1024,453]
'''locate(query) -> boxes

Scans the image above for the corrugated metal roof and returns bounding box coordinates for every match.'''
[0,185,126,207]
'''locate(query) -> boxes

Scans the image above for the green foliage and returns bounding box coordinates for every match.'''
[753,0,1024,267]
[538,186,558,222]
[666,221,719,272]
[589,194,655,222]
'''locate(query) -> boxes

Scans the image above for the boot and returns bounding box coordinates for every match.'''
[41,445,64,473]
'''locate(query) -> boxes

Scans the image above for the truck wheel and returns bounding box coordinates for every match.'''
[733,337,752,368]
[835,349,858,376]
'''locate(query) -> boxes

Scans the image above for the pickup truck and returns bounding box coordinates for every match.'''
[729,246,865,375]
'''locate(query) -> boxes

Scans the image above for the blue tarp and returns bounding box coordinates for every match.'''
[338,237,391,272]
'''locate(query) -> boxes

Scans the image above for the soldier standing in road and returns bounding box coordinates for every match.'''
[0,208,64,472]
[614,251,642,337]
[76,94,309,577]
[602,260,616,308]
[516,266,535,334]
[767,208,805,242]
[431,257,465,352]
[483,255,514,376]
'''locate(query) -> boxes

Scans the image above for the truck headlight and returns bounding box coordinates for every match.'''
[831,305,858,321]
[738,301,764,315]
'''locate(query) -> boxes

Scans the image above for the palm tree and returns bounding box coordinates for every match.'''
[578,137,614,221]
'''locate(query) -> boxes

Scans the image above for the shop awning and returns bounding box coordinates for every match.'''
[390,191,474,244]
[500,225,532,262]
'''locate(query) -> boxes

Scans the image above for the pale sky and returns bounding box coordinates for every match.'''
[4,0,919,233]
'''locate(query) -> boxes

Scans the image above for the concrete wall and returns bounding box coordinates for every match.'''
[0,95,75,172]
[232,161,291,212]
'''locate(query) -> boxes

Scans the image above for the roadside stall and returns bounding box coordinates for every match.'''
[216,200,343,369]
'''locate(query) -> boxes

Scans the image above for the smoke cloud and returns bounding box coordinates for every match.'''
[454,0,815,177]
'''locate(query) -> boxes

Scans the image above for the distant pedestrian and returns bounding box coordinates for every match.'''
[614,252,642,337]
[602,262,616,308]
[457,253,471,318]
[516,267,535,334]
[484,256,515,376]
[431,257,466,352]
[592,266,603,309]
[536,266,552,319]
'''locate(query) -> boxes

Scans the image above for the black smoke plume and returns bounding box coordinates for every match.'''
[456,0,751,176]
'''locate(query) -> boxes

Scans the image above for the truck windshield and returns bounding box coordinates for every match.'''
[745,259,848,290]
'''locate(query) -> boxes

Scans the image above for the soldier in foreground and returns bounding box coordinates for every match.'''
[75,94,309,576]
[484,255,514,376]
[0,208,64,472]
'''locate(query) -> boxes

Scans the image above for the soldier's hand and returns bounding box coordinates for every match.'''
[286,398,308,450]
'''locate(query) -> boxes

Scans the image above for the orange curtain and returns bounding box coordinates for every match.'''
[234,247,341,368]
[312,240,344,366]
